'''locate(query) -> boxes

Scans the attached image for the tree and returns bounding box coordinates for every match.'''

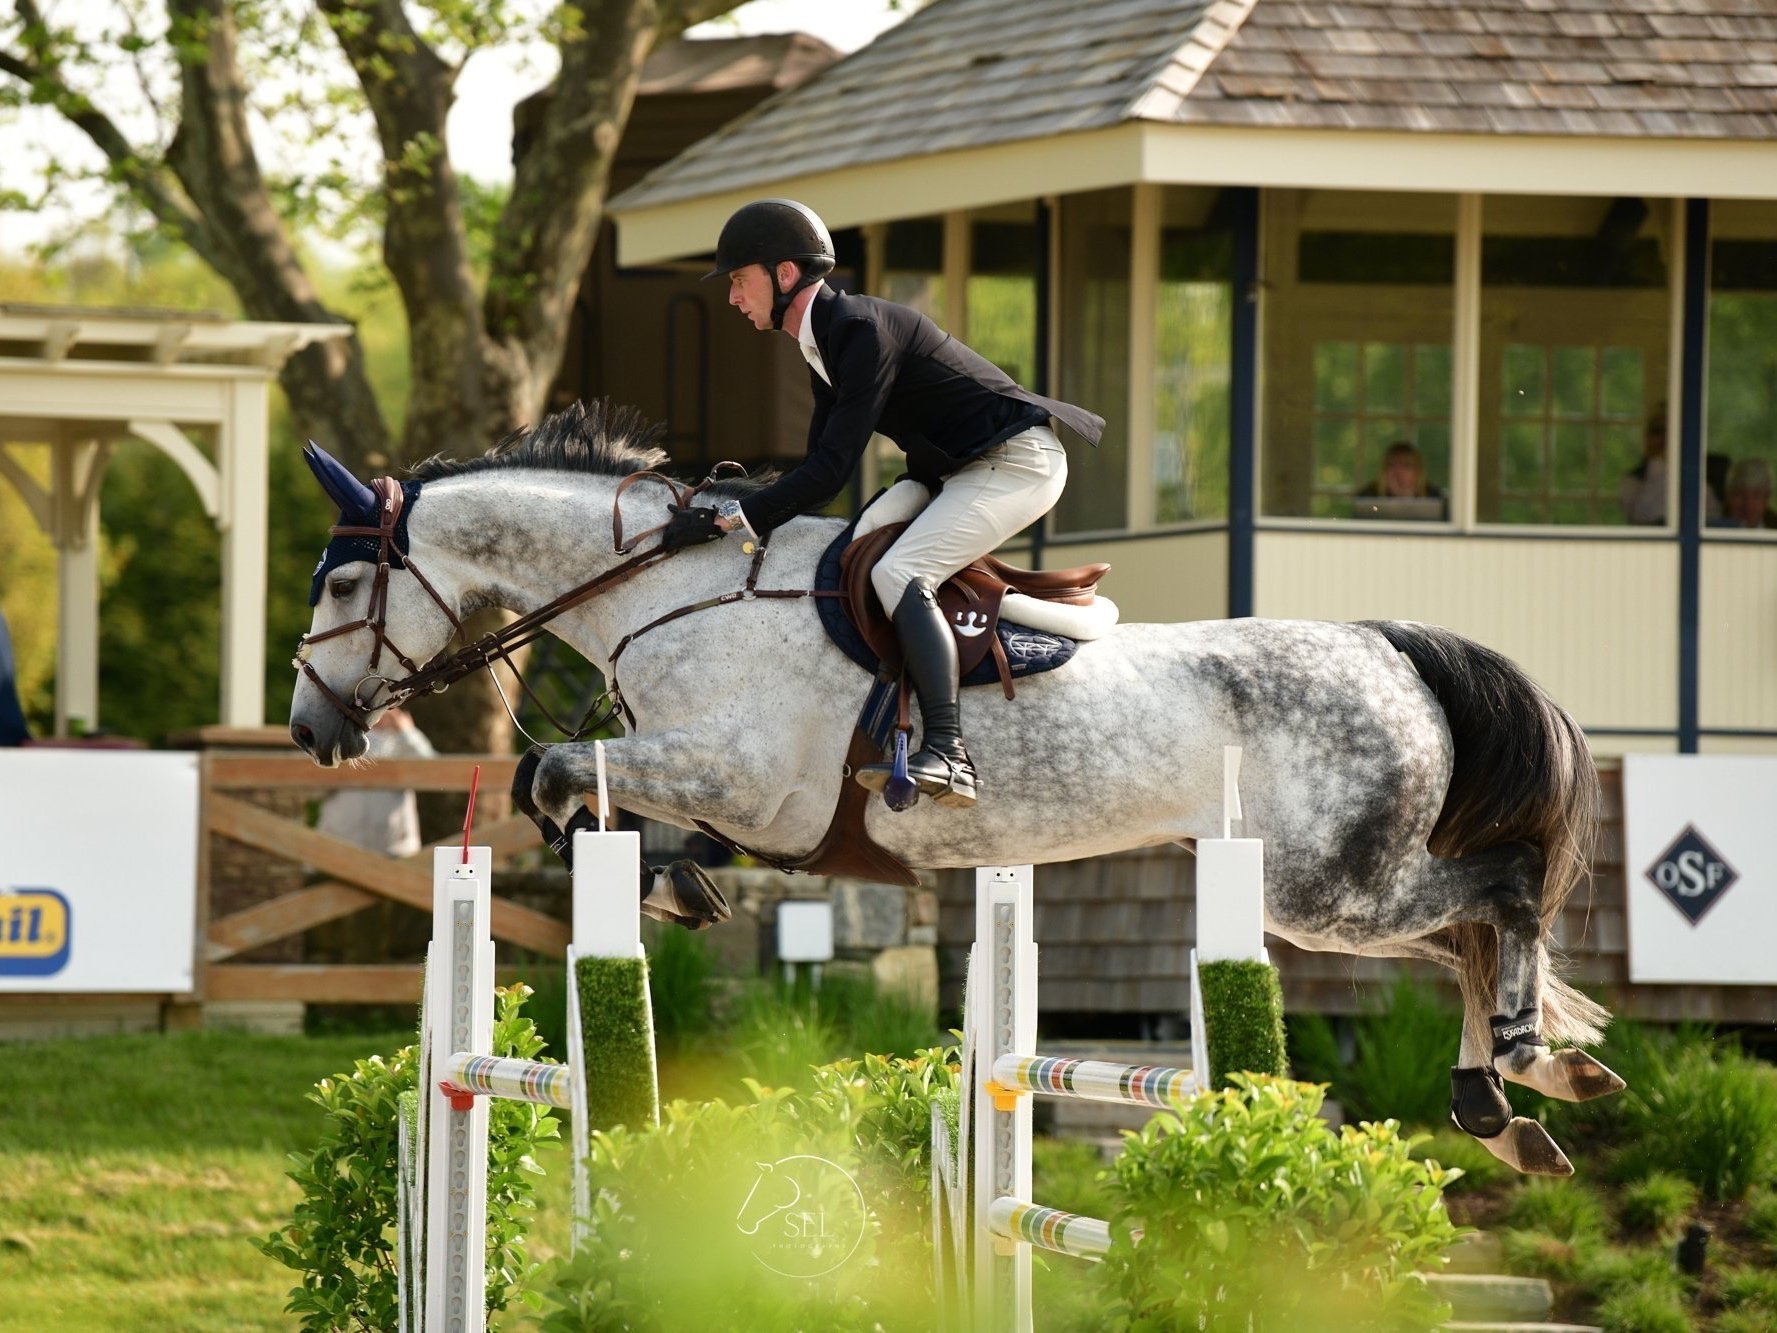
[0,0,742,752]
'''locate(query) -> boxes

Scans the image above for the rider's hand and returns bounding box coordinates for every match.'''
[659,504,724,550]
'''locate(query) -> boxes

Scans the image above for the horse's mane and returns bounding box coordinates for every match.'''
[408,399,772,497]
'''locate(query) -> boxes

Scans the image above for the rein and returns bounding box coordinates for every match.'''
[295,465,838,744]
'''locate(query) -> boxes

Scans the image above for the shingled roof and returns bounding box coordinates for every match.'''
[612,0,1777,213]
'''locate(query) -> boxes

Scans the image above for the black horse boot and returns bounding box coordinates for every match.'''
[857,580,978,808]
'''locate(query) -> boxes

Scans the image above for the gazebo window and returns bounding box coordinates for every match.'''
[1053,189,1131,534]
[1707,200,1777,535]
[1261,189,1456,520]
[965,203,1040,387]
[1154,187,1233,524]
[1477,195,1673,527]
[879,218,945,317]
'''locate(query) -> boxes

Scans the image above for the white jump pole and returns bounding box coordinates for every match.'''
[972,864,1036,1333]
[425,843,493,1333]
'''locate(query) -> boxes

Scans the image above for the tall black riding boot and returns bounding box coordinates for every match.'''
[856,580,979,808]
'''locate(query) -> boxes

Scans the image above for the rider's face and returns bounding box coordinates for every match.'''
[728,263,781,330]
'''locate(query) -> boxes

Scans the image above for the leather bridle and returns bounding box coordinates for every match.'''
[294,465,824,741]
[296,468,706,735]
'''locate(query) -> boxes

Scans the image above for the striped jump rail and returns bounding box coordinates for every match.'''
[987,1197,1115,1261]
[440,1052,573,1109]
[985,1053,1196,1112]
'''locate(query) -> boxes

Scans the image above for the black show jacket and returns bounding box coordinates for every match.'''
[738,287,1104,535]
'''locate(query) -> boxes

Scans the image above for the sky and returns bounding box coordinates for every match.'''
[0,0,909,257]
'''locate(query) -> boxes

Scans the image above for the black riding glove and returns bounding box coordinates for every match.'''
[660,504,723,550]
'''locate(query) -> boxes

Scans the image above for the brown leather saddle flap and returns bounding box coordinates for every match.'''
[839,523,1111,677]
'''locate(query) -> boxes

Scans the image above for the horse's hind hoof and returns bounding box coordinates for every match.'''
[1497,1044,1628,1103]
[1550,1049,1626,1102]
[1476,1117,1574,1177]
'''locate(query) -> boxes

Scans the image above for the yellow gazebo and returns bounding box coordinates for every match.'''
[0,305,352,733]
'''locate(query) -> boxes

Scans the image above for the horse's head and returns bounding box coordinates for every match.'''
[289,443,463,765]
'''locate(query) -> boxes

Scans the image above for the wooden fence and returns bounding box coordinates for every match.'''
[197,749,560,1006]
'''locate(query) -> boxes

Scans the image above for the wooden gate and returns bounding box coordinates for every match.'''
[197,748,564,1005]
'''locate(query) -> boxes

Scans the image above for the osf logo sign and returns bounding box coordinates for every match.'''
[0,888,72,976]
[1644,826,1739,926]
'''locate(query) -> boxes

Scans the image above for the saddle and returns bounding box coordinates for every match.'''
[839,522,1110,699]
[735,525,1111,890]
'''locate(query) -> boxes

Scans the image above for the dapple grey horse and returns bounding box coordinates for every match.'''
[289,403,1622,1176]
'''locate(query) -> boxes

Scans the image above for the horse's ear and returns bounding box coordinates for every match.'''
[303,440,378,523]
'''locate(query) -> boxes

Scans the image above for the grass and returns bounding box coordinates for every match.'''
[0,1029,412,1333]
[0,967,946,1332]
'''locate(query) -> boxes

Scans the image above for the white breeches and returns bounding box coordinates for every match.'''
[863,425,1068,616]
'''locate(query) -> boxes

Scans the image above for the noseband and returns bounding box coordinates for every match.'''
[295,468,725,737]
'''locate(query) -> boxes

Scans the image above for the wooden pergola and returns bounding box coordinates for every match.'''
[0,304,353,733]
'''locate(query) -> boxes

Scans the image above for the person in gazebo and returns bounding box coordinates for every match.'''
[1355,440,1446,520]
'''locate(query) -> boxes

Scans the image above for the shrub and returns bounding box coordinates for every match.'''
[1618,1172,1698,1240]
[529,1047,958,1331]
[1412,1127,1512,1193]
[1570,1243,1684,1304]
[1293,976,1462,1130]
[1616,1037,1777,1202]
[824,974,945,1058]
[644,921,716,1044]
[1744,1188,1777,1254]
[729,982,842,1089]
[1505,1179,1609,1244]
[1720,1264,1777,1315]
[1500,1228,1590,1283]
[1197,959,1287,1086]
[1099,1074,1460,1331]
[1596,1282,1693,1333]
[259,985,558,1332]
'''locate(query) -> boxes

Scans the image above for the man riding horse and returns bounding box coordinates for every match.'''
[659,199,1104,809]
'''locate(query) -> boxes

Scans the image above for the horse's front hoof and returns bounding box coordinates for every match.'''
[1476,1117,1574,1177]
[640,859,731,930]
[1550,1049,1626,1102]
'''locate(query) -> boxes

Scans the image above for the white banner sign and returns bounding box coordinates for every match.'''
[0,750,200,993]
[1624,754,1777,985]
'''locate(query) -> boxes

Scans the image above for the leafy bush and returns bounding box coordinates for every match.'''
[1596,1282,1693,1333]
[1289,976,1462,1129]
[1099,1075,1460,1331]
[529,1047,958,1331]
[259,985,557,1332]
[1412,1127,1513,1193]
[1197,959,1288,1086]
[1618,1172,1698,1240]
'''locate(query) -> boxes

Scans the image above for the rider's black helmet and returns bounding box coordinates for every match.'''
[703,199,835,282]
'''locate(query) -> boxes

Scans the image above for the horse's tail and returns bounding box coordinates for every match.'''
[1366,620,1608,1048]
